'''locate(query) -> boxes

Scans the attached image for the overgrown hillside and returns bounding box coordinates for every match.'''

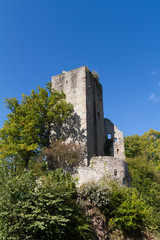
[124,130,160,239]
[0,83,160,239]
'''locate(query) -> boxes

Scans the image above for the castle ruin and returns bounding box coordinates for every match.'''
[52,66,130,185]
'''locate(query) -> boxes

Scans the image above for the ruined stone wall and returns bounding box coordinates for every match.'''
[52,66,105,164]
[51,67,130,185]
[75,156,131,187]
[104,118,114,156]
[104,118,125,160]
[113,125,125,159]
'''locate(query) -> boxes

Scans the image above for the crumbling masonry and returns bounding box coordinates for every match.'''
[52,66,131,185]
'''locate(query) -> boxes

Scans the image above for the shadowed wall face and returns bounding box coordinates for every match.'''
[86,69,105,159]
[104,118,125,160]
[51,66,105,164]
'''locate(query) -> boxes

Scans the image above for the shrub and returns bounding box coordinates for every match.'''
[78,179,156,233]
[126,156,160,233]
[126,156,160,210]
[91,71,99,81]
[39,141,84,172]
[108,182,152,232]
[0,171,94,240]
[78,181,111,210]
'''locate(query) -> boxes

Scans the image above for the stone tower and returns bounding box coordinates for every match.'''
[52,66,105,164]
[51,66,125,165]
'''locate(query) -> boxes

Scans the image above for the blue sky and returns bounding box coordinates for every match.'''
[0,0,160,136]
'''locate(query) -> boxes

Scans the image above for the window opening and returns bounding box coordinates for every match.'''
[117,149,119,153]
[108,133,112,139]
[115,138,117,142]
[114,169,117,176]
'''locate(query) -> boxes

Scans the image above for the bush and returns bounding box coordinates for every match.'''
[126,156,160,233]
[126,156,160,209]
[78,181,111,210]
[91,71,99,81]
[39,140,84,172]
[108,182,152,232]
[0,170,94,240]
[78,179,156,233]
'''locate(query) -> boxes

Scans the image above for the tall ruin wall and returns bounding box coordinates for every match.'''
[51,66,128,185]
[86,68,105,159]
[52,66,105,164]
[51,66,125,161]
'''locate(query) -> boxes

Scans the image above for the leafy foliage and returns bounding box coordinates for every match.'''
[108,182,153,232]
[39,140,85,172]
[78,181,111,209]
[127,156,160,209]
[124,134,141,158]
[91,71,99,81]
[0,171,94,240]
[125,129,160,167]
[141,129,160,165]
[125,130,160,236]
[1,82,160,239]
[126,156,160,232]
[0,83,73,170]
[78,179,155,233]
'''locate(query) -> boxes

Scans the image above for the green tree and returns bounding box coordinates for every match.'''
[0,171,94,240]
[126,156,160,211]
[141,129,160,165]
[124,134,141,158]
[0,83,73,170]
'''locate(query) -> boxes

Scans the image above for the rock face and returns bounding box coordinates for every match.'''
[75,156,131,186]
[81,201,107,240]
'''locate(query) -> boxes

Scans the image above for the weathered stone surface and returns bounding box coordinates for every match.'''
[51,66,130,185]
[80,200,107,240]
[52,66,125,163]
[75,156,131,186]
[104,118,125,160]
[52,66,105,165]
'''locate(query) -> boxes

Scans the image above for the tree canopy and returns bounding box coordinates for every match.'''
[125,129,160,168]
[0,171,93,240]
[125,130,160,235]
[0,83,73,170]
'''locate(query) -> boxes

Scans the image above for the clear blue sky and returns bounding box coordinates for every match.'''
[1,0,160,136]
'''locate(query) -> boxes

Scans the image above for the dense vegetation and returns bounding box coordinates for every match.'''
[125,131,160,238]
[78,179,155,232]
[0,171,95,240]
[0,83,160,239]
[0,82,73,171]
[125,129,160,169]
